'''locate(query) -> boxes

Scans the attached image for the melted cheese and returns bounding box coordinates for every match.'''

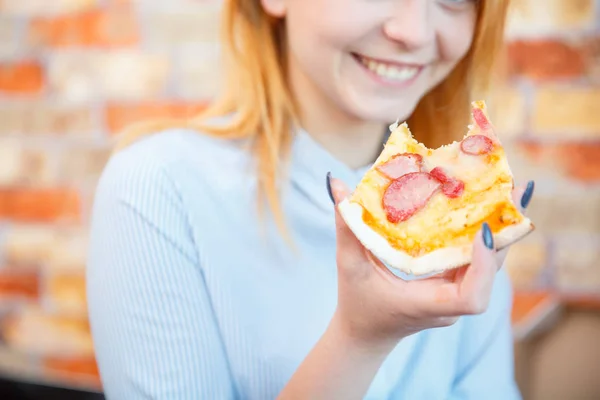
[349,109,524,258]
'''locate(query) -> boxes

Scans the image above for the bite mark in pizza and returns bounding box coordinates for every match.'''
[337,100,535,275]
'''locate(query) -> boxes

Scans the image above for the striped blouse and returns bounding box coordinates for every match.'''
[86,124,522,399]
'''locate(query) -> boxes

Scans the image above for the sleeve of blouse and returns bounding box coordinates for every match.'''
[86,148,236,400]
[448,268,522,400]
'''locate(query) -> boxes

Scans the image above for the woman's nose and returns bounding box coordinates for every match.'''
[382,0,435,50]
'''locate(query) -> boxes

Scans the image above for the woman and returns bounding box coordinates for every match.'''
[87,0,534,399]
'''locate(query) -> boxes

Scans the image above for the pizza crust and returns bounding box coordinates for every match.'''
[338,197,534,276]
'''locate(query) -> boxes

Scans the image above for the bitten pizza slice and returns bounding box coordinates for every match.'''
[338,100,534,276]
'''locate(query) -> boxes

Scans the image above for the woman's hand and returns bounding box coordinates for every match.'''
[329,174,533,351]
[278,176,533,400]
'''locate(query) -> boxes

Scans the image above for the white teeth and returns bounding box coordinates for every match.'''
[359,56,418,82]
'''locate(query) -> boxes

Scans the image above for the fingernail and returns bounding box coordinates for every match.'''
[482,222,494,250]
[326,172,334,204]
[521,180,535,209]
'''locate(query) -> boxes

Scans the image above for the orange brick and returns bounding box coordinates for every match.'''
[0,188,80,223]
[48,273,87,315]
[584,36,600,83]
[43,356,101,387]
[511,291,555,325]
[533,88,600,137]
[519,141,600,182]
[28,6,138,48]
[0,268,40,300]
[0,61,44,94]
[507,40,586,80]
[106,102,208,134]
[560,144,600,182]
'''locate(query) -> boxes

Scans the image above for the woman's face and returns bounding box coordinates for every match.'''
[262,0,478,123]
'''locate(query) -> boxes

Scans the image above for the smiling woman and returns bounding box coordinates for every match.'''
[279,0,479,125]
[86,0,528,399]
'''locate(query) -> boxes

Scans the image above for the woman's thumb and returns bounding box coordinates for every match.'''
[327,173,370,269]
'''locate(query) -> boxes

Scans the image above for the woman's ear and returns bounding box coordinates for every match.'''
[260,0,287,18]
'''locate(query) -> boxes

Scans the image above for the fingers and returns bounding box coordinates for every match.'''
[327,173,370,274]
[512,180,535,214]
[326,172,340,205]
[455,222,498,314]
[497,180,535,265]
[405,223,498,317]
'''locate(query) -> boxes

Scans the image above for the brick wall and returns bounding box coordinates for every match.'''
[0,0,598,391]
[0,0,222,388]
[498,0,600,293]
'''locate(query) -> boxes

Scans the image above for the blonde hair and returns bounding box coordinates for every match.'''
[114,0,510,241]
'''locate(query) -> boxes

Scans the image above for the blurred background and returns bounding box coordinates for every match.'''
[0,0,598,399]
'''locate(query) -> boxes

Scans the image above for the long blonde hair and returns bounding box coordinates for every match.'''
[114,0,510,241]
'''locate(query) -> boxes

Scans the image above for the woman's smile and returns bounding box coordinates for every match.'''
[351,52,424,88]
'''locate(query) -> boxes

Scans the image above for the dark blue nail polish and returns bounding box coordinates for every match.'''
[326,172,334,204]
[482,222,494,250]
[521,180,535,209]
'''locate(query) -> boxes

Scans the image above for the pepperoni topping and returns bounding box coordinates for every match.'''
[429,166,449,183]
[430,167,464,198]
[473,108,491,131]
[440,178,465,198]
[382,172,441,223]
[376,153,423,179]
[460,135,493,155]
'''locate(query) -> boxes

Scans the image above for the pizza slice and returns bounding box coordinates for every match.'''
[338,100,534,276]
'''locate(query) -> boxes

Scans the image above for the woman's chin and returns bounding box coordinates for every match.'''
[338,71,424,124]
[342,92,409,123]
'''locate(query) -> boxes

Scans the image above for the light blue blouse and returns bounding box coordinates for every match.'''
[86,122,522,400]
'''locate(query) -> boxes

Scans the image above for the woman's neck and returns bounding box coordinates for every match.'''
[288,60,390,170]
